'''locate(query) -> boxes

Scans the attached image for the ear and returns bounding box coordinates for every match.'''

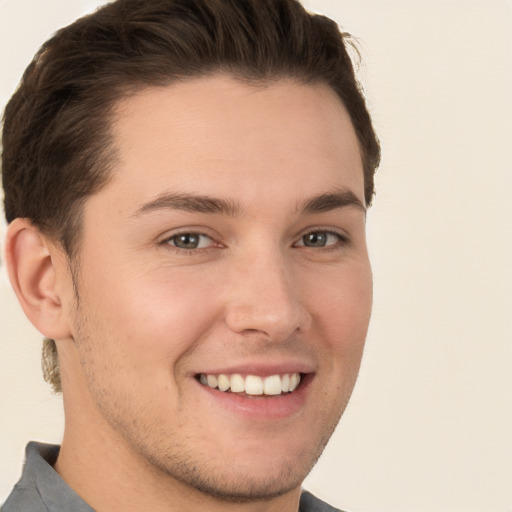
[5,218,73,340]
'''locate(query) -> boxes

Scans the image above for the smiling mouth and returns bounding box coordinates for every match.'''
[197,372,302,396]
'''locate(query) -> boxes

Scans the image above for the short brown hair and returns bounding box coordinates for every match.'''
[2,0,380,391]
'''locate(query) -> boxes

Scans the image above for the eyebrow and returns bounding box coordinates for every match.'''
[133,192,241,217]
[132,187,365,218]
[298,188,366,214]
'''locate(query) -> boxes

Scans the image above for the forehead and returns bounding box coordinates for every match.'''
[101,75,364,212]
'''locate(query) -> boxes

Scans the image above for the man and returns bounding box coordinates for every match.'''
[1,0,380,510]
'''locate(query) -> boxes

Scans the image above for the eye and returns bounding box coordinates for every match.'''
[165,232,215,250]
[295,230,346,248]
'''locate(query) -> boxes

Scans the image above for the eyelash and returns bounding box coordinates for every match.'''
[162,232,220,254]
[295,229,350,250]
[160,229,350,254]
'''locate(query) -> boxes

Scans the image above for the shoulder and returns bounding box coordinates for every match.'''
[300,489,347,512]
[1,442,57,512]
[1,442,93,512]
[1,483,48,512]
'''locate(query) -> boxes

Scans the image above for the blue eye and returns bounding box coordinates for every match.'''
[297,231,345,248]
[167,233,213,250]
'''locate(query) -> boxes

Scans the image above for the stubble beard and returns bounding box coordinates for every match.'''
[69,272,348,504]
[79,361,344,505]
[132,410,343,504]
[74,328,345,504]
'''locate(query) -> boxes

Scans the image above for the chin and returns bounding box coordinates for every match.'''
[143,425,332,504]
[162,457,308,503]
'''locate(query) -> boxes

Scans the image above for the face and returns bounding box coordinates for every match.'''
[61,76,372,502]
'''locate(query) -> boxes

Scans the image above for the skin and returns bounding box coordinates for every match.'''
[7,75,372,512]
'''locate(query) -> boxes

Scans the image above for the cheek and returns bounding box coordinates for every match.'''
[307,261,372,358]
[78,264,223,369]
[311,264,372,410]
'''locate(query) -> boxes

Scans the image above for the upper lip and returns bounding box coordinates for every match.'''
[192,361,315,377]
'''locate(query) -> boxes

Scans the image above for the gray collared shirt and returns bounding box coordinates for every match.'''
[1,442,342,511]
[1,442,93,511]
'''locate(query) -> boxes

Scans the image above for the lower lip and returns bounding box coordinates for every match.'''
[197,374,313,420]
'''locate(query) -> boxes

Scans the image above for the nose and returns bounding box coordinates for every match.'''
[224,248,311,342]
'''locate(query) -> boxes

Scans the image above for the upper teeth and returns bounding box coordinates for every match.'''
[199,372,301,395]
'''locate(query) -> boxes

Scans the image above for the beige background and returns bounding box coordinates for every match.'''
[1,1,511,511]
